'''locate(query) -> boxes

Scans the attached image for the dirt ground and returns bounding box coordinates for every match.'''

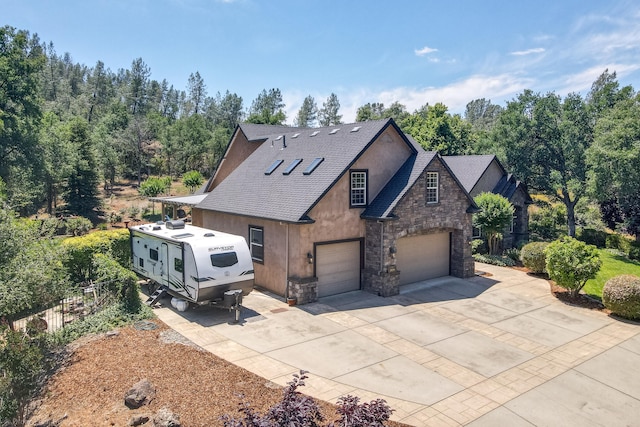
[26,320,406,427]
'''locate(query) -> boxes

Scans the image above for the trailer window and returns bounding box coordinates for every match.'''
[139,258,144,268]
[210,252,238,268]
[174,258,183,273]
[150,248,159,261]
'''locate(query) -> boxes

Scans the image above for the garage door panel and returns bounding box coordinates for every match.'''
[317,241,361,297]
[397,233,450,286]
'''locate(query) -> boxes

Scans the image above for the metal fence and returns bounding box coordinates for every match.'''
[10,281,117,334]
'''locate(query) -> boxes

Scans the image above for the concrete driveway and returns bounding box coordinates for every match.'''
[152,264,640,426]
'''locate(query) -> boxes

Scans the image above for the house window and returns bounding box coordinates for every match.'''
[426,172,439,204]
[350,170,367,207]
[150,248,159,261]
[510,214,517,233]
[473,226,482,239]
[249,226,264,263]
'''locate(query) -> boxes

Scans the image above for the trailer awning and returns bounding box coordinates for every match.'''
[148,194,208,207]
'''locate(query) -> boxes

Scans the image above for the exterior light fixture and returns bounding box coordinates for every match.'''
[307,252,314,264]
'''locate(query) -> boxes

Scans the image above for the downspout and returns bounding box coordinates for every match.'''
[285,223,290,300]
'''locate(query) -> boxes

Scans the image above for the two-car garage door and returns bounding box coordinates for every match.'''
[396,232,451,285]
[316,241,361,297]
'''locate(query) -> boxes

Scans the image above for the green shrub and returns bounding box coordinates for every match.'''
[65,216,93,236]
[503,248,521,263]
[520,242,549,273]
[62,229,131,283]
[473,253,516,267]
[545,237,602,298]
[529,204,566,240]
[602,275,640,320]
[577,228,607,248]
[630,242,640,261]
[0,328,45,425]
[606,233,632,253]
[471,239,485,254]
[93,254,142,313]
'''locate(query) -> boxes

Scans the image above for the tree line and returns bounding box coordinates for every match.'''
[1,25,639,239]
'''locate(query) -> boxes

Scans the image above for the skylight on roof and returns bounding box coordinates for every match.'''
[309,131,320,137]
[350,126,361,132]
[291,133,300,138]
[265,159,284,175]
[303,157,324,175]
[283,159,303,175]
[329,128,340,134]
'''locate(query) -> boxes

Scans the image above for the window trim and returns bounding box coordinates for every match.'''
[249,225,264,264]
[350,170,368,208]
[426,171,439,204]
[472,226,482,239]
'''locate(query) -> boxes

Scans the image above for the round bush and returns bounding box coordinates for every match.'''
[603,275,640,320]
[520,241,549,273]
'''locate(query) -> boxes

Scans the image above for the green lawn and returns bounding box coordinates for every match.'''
[583,249,640,300]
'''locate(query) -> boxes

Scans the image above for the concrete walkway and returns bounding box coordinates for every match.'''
[151,264,640,426]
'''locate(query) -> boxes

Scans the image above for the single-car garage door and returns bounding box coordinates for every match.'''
[316,241,361,297]
[397,233,450,285]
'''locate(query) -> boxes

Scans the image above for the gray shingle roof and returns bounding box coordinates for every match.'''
[362,151,437,219]
[441,155,497,193]
[196,119,410,223]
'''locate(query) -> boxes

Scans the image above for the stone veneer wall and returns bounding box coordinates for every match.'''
[287,276,318,304]
[363,157,475,297]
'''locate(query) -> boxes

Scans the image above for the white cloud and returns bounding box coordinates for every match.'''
[510,47,545,56]
[414,46,438,56]
[557,63,640,95]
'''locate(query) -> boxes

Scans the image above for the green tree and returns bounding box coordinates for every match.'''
[182,170,203,193]
[62,117,100,216]
[318,93,342,126]
[0,206,68,324]
[185,71,207,115]
[473,192,514,254]
[355,102,409,125]
[403,103,473,155]
[294,95,318,127]
[139,176,168,214]
[587,91,640,240]
[544,236,601,298]
[464,98,503,131]
[491,90,592,237]
[246,88,286,125]
[0,26,46,211]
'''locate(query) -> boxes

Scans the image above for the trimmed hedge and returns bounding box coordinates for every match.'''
[520,242,549,274]
[602,274,640,320]
[61,229,131,283]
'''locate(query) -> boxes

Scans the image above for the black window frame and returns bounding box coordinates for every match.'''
[350,170,368,208]
[149,248,159,261]
[249,225,264,263]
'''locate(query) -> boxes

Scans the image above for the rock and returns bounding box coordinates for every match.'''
[124,379,156,409]
[153,407,181,427]
[129,415,150,426]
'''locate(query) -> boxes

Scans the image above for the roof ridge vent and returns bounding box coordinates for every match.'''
[350,126,361,133]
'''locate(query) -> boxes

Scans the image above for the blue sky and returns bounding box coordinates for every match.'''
[3,0,640,123]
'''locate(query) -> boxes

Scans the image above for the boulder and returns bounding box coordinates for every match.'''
[153,407,181,427]
[124,379,156,409]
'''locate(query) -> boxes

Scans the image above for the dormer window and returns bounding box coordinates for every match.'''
[350,170,367,207]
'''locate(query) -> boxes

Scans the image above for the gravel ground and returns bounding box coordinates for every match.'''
[26,320,407,427]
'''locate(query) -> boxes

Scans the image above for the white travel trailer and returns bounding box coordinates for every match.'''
[130,220,254,308]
